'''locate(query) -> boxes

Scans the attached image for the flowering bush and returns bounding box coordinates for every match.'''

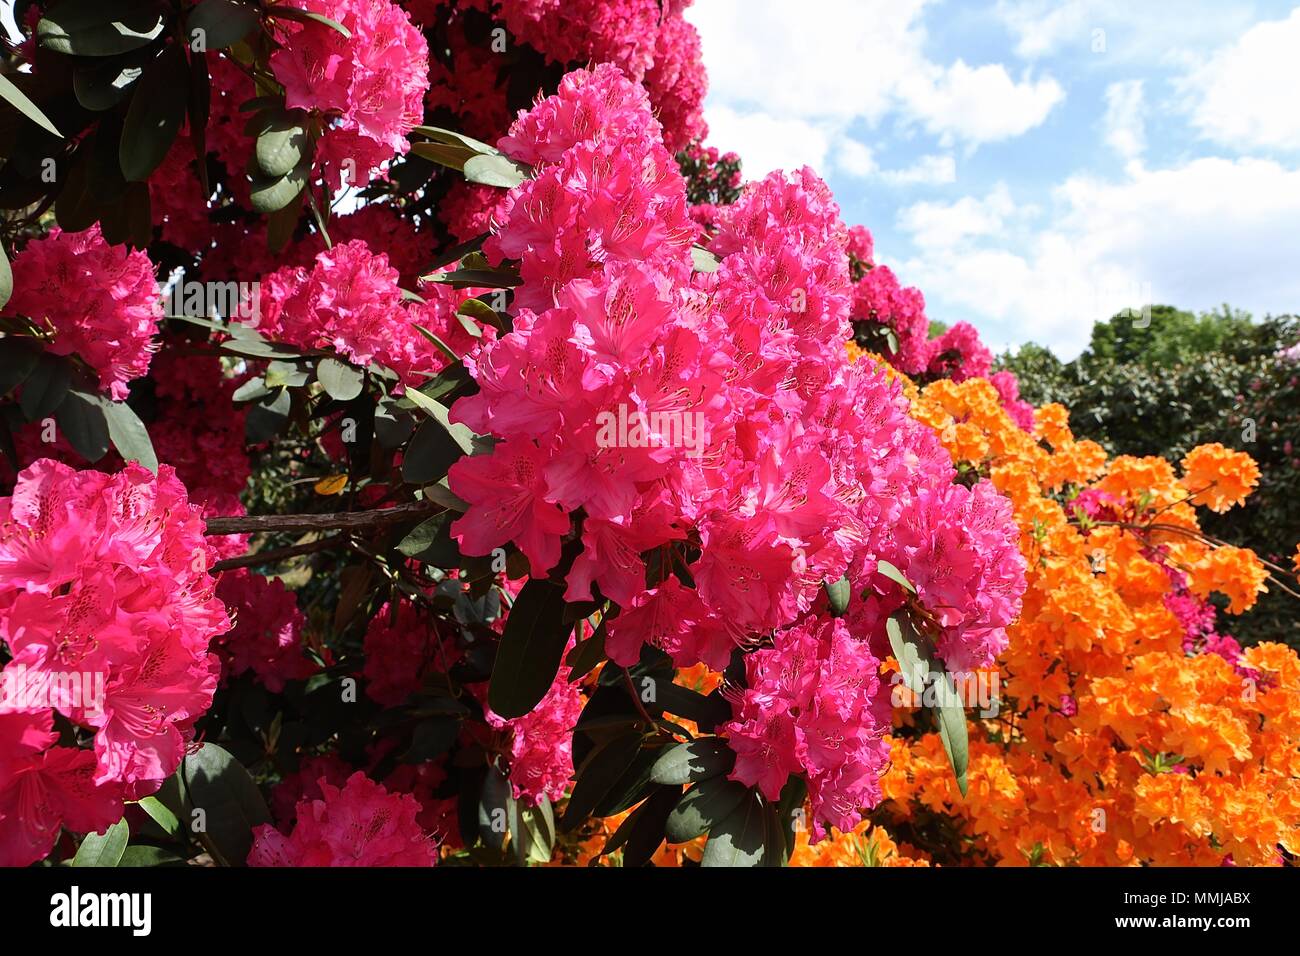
[0,0,1294,873]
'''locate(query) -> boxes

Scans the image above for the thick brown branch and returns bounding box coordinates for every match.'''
[205,500,442,536]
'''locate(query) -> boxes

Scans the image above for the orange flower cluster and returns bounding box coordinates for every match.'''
[859,369,1300,866]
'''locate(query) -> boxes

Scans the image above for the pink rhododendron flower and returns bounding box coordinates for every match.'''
[723,616,892,838]
[0,460,228,862]
[483,651,582,806]
[215,569,314,692]
[268,0,430,190]
[2,225,161,400]
[248,771,437,866]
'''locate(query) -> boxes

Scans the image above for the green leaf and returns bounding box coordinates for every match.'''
[409,140,477,172]
[691,245,720,273]
[456,297,505,333]
[402,416,467,485]
[0,244,10,312]
[825,575,851,617]
[477,766,511,851]
[245,386,291,444]
[0,72,61,137]
[565,621,607,682]
[560,732,643,831]
[396,512,459,565]
[187,0,259,49]
[253,110,309,178]
[266,6,351,38]
[410,126,501,156]
[102,397,158,471]
[249,157,309,214]
[136,795,182,840]
[462,153,529,189]
[20,353,71,420]
[700,791,765,867]
[231,377,271,403]
[0,340,39,396]
[55,388,110,462]
[118,845,185,867]
[180,742,271,867]
[887,613,968,796]
[119,43,189,181]
[420,268,521,289]
[264,359,308,388]
[488,579,572,720]
[316,357,364,401]
[402,390,477,456]
[73,60,144,112]
[649,738,735,786]
[775,775,807,865]
[73,818,130,867]
[607,785,682,866]
[876,559,916,594]
[38,0,167,56]
[664,776,748,843]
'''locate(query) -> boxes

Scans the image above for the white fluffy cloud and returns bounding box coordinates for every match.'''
[1182,8,1300,152]
[686,0,1063,173]
[1102,79,1145,159]
[899,157,1300,357]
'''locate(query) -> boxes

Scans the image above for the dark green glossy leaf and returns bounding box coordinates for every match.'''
[825,575,851,617]
[664,776,748,844]
[317,357,364,401]
[0,72,61,136]
[488,579,571,720]
[700,791,765,867]
[38,0,166,56]
[119,43,188,182]
[187,0,259,49]
[649,737,735,786]
[72,818,129,867]
[560,732,642,831]
[180,742,270,867]
[103,396,158,471]
[55,387,110,462]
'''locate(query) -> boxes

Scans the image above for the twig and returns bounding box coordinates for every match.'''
[210,534,348,573]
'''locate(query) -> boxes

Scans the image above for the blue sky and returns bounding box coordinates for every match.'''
[686,0,1300,357]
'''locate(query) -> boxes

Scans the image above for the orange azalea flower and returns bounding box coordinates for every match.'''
[1179,443,1260,513]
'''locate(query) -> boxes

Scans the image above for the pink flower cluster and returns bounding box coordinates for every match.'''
[723,616,891,838]
[3,225,161,401]
[362,599,453,706]
[0,460,229,865]
[215,569,314,692]
[483,649,582,806]
[447,67,1026,835]
[252,239,484,387]
[851,263,930,374]
[268,0,430,190]
[248,770,437,866]
[926,320,994,383]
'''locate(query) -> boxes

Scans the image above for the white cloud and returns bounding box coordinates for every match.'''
[897,183,1022,249]
[701,106,832,178]
[898,157,1300,357]
[880,154,957,186]
[1102,79,1145,159]
[834,138,878,178]
[686,0,1064,171]
[1182,8,1300,152]
[995,0,1090,58]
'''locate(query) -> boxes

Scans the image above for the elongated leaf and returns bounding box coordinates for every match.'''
[477,765,511,851]
[396,512,458,564]
[55,388,110,462]
[245,386,291,444]
[649,738,735,786]
[120,43,188,182]
[887,613,969,796]
[118,845,185,867]
[402,417,465,484]
[187,0,259,49]
[317,357,364,401]
[488,579,571,719]
[402,391,476,455]
[0,73,61,137]
[877,558,916,594]
[266,5,351,37]
[250,159,309,214]
[73,818,130,867]
[253,111,309,178]
[20,353,71,420]
[410,126,500,156]
[420,268,521,289]
[38,0,166,56]
[73,60,144,112]
[664,776,748,843]
[181,742,270,867]
[560,732,643,831]
[462,153,529,189]
[136,795,182,839]
[102,397,158,471]
[700,791,765,867]
[0,340,39,395]
[0,244,9,311]
[825,575,851,617]
[691,245,720,273]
